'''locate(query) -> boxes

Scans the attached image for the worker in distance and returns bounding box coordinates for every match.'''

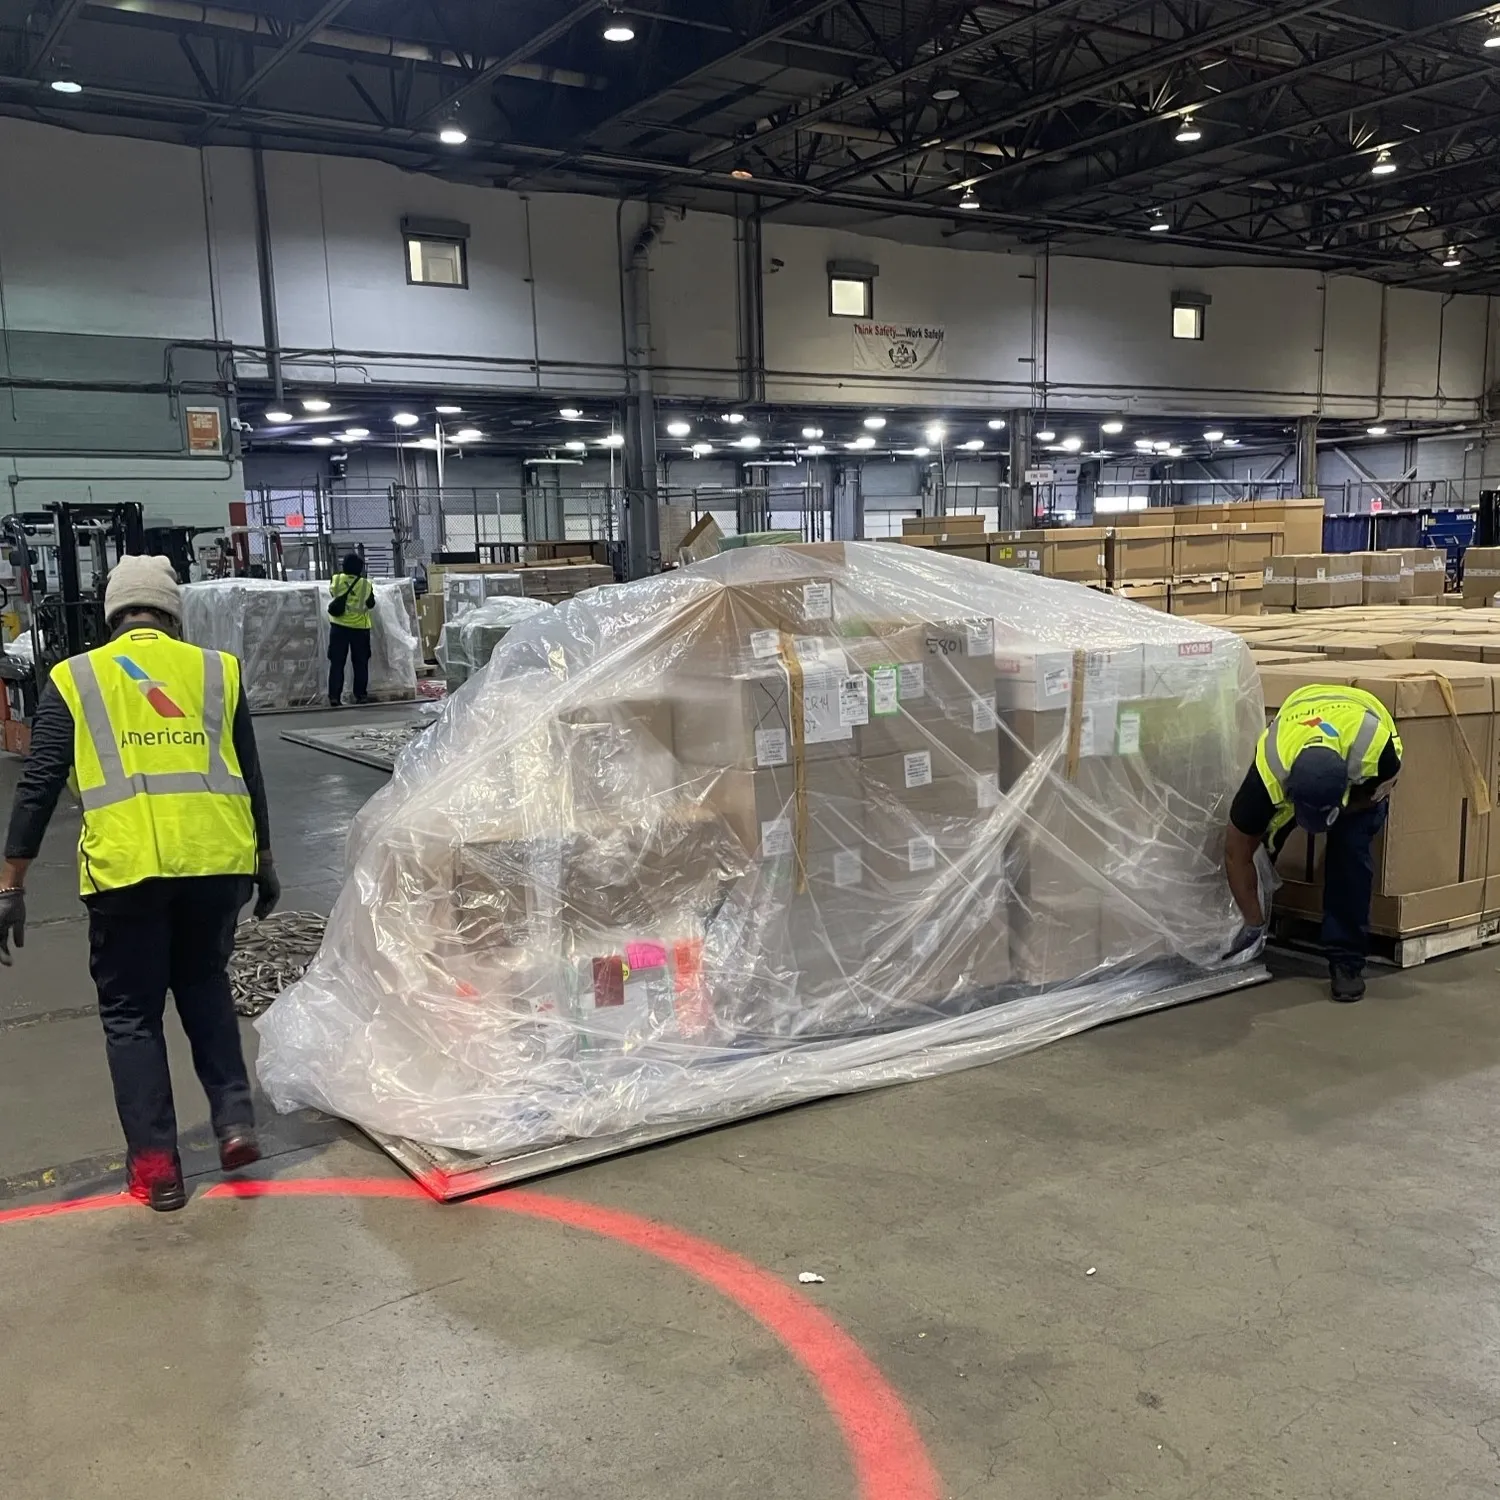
[1224,681,1401,1001]
[0,555,280,1210]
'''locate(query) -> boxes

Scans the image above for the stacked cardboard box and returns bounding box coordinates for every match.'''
[1463,546,1500,608]
[509,560,615,605]
[1259,549,1442,612]
[991,528,1108,582]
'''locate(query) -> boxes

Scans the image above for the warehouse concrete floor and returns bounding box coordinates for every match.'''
[4,711,1500,1499]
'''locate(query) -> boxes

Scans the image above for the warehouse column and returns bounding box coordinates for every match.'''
[831,461,862,540]
[1296,415,1320,498]
[1006,411,1033,529]
[622,205,666,579]
[523,467,563,541]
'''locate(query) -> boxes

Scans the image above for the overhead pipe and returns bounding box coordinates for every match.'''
[250,144,283,404]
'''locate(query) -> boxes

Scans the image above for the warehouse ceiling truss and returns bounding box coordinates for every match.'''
[2,0,1498,288]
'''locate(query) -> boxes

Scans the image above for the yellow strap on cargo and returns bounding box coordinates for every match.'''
[1391,669,1491,815]
[780,630,809,894]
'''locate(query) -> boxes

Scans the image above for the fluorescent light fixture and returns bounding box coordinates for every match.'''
[1223,438,1241,447]
[850,435,875,450]
[736,434,762,449]
[1371,150,1396,176]
[801,426,823,439]
[730,166,753,181]
[342,427,369,439]
[1061,436,1083,452]
[987,418,1007,431]
[1487,31,1500,47]
[722,412,746,424]
[565,440,587,452]
[1135,439,1155,451]
[50,79,82,94]
[804,444,827,456]
[691,443,713,456]
[438,126,467,146]
[1443,247,1462,268]
[960,438,984,451]
[559,406,583,418]
[1174,115,1201,143]
[1153,440,1172,452]
[1203,429,1224,442]
[1101,419,1124,435]
[301,396,331,412]
[1036,428,1056,442]
[309,436,335,446]
[526,456,582,466]
[924,423,946,444]
[911,446,931,457]
[603,8,635,42]
[417,436,439,449]
[601,432,626,448]
[1367,425,1388,436]
[958,185,980,210]
[435,404,462,415]
[454,427,483,442]
[666,420,691,437]
[392,412,420,427]
[863,415,887,430]
[930,77,960,102]
[1166,445,1183,457]
[265,409,293,425]
[1148,212,1170,232]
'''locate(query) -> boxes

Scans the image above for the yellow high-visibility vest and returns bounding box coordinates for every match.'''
[51,628,258,895]
[1254,683,1401,840]
[329,573,375,629]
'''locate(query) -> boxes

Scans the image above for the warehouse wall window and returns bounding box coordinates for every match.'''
[1171,291,1208,340]
[406,235,467,288]
[829,274,872,317]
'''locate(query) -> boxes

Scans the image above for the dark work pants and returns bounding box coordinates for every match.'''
[1320,801,1388,969]
[85,875,255,1161]
[328,622,372,703]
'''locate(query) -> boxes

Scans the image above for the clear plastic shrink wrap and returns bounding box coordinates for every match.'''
[436,596,553,691]
[181,578,420,708]
[256,543,1263,1156]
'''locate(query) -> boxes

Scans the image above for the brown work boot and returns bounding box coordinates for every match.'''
[217,1130,262,1173]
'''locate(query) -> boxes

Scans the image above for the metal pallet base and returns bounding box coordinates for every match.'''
[363,963,1270,1202]
[1272,912,1500,969]
[280,720,426,772]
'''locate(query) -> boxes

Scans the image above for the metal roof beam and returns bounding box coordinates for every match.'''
[232,0,358,103]
[23,0,89,78]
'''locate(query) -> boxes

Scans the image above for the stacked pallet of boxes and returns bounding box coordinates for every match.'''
[1261,548,1444,612]
[181,578,419,710]
[509,559,614,605]
[256,542,1260,1160]
[436,596,553,693]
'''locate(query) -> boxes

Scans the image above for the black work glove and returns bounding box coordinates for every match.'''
[0,887,25,966]
[1224,923,1266,961]
[253,859,281,921]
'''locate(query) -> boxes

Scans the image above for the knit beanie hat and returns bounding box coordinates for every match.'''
[104,554,181,626]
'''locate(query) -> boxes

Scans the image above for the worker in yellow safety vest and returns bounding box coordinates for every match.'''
[327,550,376,706]
[0,555,280,1211]
[1224,682,1402,1002]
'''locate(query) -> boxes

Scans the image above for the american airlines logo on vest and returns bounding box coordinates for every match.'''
[113,654,186,718]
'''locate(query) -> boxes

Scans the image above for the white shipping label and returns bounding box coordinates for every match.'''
[802,669,854,744]
[898,661,926,699]
[802,581,833,620]
[871,666,900,716]
[1043,667,1070,700]
[912,921,941,960]
[761,818,793,858]
[966,618,994,656]
[976,774,1001,809]
[1116,709,1142,756]
[838,673,870,726]
[1263,566,1273,582]
[1315,566,1326,580]
[754,728,789,767]
[793,635,838,665]
[903,750,933,788]
[971,693,998,732]
[750,629,781,659]
[908,836,937,872]
[1077,704,1096,757]
[832,849,864,889]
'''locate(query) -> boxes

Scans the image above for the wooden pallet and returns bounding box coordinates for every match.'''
[1270,911,1500,969]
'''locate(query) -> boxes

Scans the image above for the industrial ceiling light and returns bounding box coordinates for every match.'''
[1223,438,1241,446]
[1035,428,1056,442]
[736,434,762,449]
[930,75,960,101]
[804,444,827,456]
[1135,439,1155,451]
[559,406,583,419]
[1153,440,1172,452]
[730,164,754,180]
[801,425,823,439]
[435,404,462,415]
[565,440,586,452]
[924,422,946,444]
[1148,214,1171,232]
[691,442,713,456]
[1204,429,1225,442]
[1487,30,1500,48]
[987,417,1007,431]
[722,411,746,424]
[1367,424,1388,436]
[912,446,931,457]
[863,415,887,429]
[1443,246,1462,267]
[666,419,691,437]
[601,432,626,448]
[1060,436,1083,452]
[958,185,980,210]
[301,396,331,412]
[454,427,483,442]
[1371,149,1396,176]
[49,78,82,94]
[1174,113,1202,143]
[265,409,293,424]
[438,124,467,146]
[392,411,420,427]
[1166,445,1183,457]
[960,438,984,451]
[309,435,335,447]
[1101,419,1124,435]
[602,7,635,42]
[342,427,369,439]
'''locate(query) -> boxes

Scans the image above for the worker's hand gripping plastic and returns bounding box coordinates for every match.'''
[0,887,26,965]
[253,542,1264,1155]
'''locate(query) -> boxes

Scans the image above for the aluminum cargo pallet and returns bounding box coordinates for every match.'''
[1272,912,1500,969]
[364,962,1271,1201]
[281,718,429,772]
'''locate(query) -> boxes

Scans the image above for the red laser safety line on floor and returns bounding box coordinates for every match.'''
[2,1177,943,1500]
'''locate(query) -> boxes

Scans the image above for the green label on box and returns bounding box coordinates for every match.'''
[870,664,900,716]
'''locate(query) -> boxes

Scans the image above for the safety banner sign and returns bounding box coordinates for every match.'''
[852,322,946,375]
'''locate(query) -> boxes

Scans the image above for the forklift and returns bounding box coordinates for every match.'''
[0,501,146,754]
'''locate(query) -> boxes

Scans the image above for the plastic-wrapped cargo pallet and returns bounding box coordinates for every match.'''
[256,543,1263,1164]
[436,596,553,692]
[181,578,420,709]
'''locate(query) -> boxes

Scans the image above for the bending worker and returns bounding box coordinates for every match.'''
[1225,681,1401,1003]
[327,551,375,706]
[0,556,280,1211]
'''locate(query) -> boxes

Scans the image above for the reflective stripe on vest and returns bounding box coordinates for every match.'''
[69,650,248,811]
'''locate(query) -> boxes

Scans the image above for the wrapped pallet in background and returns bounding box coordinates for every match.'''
[436,595,553,692]
[256,543,1262,1159]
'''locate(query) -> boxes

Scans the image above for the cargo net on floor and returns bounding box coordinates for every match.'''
[255,543,1263,1158]
[180,578,421,710]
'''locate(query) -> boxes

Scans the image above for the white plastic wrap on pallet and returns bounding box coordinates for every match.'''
[181,578,420,709]
[436,596,553,688]
[255,543,1263,1157]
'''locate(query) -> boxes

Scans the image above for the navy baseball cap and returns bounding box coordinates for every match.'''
[1285,744,1347,831]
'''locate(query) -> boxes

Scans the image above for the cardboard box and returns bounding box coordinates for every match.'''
[903,515,985,535]
[1262,554,1298,609]
[1463,546,1500,606]
[1173,525,1230,579]
[1357,551,1408,605]
[932,542,990,561]
[1407,547,1447,596]
[1252,498,1326,555]
[1227,572,1263,616]
[1004,528,1107,582]
[681,758,864,859]
[1294,553,1362,609]
[1226,524,1285,574]
[1106,525,1173,582]
[993,643,1145,712]
[989,541,1042,571]
[1109,581,1168,611]
[672,662,855,767]
[1169,579,1226,618]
